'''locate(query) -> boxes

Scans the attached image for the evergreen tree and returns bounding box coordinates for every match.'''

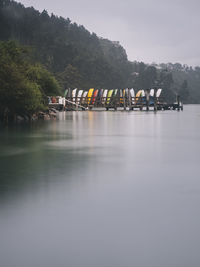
[0,40,61,121]
[179,80,189,103]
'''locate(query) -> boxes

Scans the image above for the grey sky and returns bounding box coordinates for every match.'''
[16,0,200,66]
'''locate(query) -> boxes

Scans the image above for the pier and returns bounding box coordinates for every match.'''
[62,89,183,111]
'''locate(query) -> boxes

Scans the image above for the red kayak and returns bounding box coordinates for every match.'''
[91,89,98,104]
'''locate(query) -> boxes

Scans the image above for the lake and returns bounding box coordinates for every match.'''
[0,105,200,267]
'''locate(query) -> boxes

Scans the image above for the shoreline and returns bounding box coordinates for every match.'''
[0,108,58,124]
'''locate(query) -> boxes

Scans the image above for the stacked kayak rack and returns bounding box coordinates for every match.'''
[62,88,183,111]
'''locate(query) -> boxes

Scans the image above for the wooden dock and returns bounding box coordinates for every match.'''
[49,103,65,111]
[64,94,183,111]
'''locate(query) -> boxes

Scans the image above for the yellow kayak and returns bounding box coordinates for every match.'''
[123,89,126,97]
[87,88,94,104]
[136,90,142,98]
[120,89,123,104]
[135,90,142,102]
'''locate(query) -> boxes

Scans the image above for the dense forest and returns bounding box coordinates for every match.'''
[0,40,61,121]
[0,0,199,121]
[152,63,200,104]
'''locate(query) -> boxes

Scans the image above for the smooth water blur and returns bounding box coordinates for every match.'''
[0,105,200,267]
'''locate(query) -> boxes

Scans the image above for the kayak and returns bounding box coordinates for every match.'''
[130,88,135,104]
[81,91,88,104]
[87,88,94,104]
[123,89,126,97]
[64,89,68,98]
[72,88,77,102]
[97,89,103,99]
[114,89,118,97]
[77,90,83,104]
[91,89,98,104]
[135,90,143,103]
[102,89,108,104]
[136,90,142,98]
[120,89,123,104]
[106,89,113,104]
[156,88,162,97]
[150,89,154,97]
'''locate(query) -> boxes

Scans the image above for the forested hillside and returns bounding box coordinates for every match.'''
[0,0,132,89]
[152,63,200,104]
[0,0,200,104]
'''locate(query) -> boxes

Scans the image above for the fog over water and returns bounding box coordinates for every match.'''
[0,105,200,267]
[16,0,200,66]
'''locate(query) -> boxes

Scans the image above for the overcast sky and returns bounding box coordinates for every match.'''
[16,0,200,66]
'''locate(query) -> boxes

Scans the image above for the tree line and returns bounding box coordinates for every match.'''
[0,0,199,121]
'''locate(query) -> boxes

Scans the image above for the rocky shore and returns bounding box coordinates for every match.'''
[0,107,59,124]
[36,108,58,121]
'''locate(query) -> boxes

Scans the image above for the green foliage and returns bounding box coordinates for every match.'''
[57,64,82,90]
[0,41,41,119]
[134,66,157,89]
[155,63,200,103]
[158,70,174,102]
[27,64,61,96]
[0,40,60,121]
[179,80,189,103]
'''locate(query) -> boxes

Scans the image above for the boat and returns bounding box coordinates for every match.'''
[150,89,154,97]
[102,89,108,104]
[135,90,144,103]
[96,89,103,105]
[136,90,142,98]
[123,89,126,97]
[113,89,118,104]
[149,89,155,105]
[130,88,135,104]
[120,89,123,104]
[81,91,88,104]
[97,89,103,99]
[141,90,145,97]
[91,89,98,104]
[87,88,94,104]
[114,89,118,97]
[156,88,162,97]
[72,88,77,102]
[106,89,113,105]
[77,90,83,104]
[64,89,69,98]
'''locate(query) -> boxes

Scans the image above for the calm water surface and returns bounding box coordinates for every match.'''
[0,105,200,267]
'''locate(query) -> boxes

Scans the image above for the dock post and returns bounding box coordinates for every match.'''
[69,88,72,110]
[114,95,117,111]
[76,92,78,111]
[128,89,131,110]
[145,89,150,111]
[177,95,180,111]
[123,90,126,110]
[154,88,157,111]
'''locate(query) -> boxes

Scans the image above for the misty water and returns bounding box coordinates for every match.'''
[0,105,200,267]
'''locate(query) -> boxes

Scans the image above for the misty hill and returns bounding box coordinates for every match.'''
[152,63,200,104]
[0,0,200,103]
[0,0,132,89]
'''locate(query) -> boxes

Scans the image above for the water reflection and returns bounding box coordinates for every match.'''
[0,106,200,267]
